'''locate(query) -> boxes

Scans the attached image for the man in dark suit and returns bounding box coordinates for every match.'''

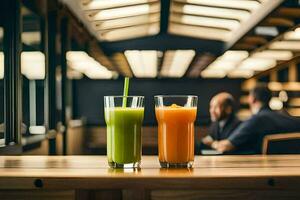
[201,92,241,149]
[212,84,300,154]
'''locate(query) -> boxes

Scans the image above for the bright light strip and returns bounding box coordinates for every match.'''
[269,41,300,51]
[252,50,293,60]
[238,58,276,71]
[0,52,3,79]
[66,51,114,79]
[83,0,150,10]
[218,50,249,62]
[92,4,156,20]
[201,69,226,78]
[204,50,249,75]
[21,51,45,80]
[283,28,300,40]
[206,60,237,71]
[66,51,91,62]
[67,60,97,73]
[99,23,159,41]
[182,5,250,22]
[227,69,254,78]
[173,15,240,31]
[160,50,195,77]
[93,13,160,30]
[124,50,158,78]
[84,65,114,79]
[255,26,278,36]
[22,32,41,45]
[168,23,231,41]
[185,0,261,11]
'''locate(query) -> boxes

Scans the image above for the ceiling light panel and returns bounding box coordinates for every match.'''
[178,4,251,21]
[81,0,157,10]
[92,13,160,30]
[98,23,159,41]
[237,58,276,71]
[160,50,195,78]
[206,60,237,71]
[21,51,45,80]
[201,69,226,78]
[283,28,300,40]
[255,26,279,36]
[269,41,300,51]
[205,50,249,72]
[22,32,41,46]
[124,50,158,78]
[86,3,160,21]
[251,50,293,60]
[180,0,261,11]
[168,23,231,41]
[66,51,115,79]
[227,69,254,78]
[218,50,249,62]
[170,14,240,31]
[168,0,266,41]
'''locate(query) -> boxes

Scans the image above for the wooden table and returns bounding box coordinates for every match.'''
[0,155,300,200]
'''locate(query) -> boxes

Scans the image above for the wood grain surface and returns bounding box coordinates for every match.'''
[0,155,300,199]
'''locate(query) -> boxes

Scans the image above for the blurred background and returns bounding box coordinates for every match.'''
[1,0,300,155]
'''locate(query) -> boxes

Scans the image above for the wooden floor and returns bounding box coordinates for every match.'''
[0,155,300,199]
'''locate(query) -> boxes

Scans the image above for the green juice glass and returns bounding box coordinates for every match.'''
[104,96,144,168]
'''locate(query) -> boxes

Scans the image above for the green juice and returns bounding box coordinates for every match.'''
[105,107,144,166]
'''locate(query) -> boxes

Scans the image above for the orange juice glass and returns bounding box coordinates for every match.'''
[155,95,198,168]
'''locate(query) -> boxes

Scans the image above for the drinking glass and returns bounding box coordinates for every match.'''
[155,95,198,168]
[104,96,144,168]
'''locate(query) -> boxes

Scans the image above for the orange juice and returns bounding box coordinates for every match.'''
[155,104,197,166]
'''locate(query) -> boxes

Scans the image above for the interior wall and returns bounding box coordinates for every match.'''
[73,78,243,126]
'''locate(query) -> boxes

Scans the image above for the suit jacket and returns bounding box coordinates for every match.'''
[208,115,241,141]
[228,107,300,154]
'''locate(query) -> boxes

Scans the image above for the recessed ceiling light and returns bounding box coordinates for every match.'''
[181,5,250,21]
[170,14,240,31]
[238,58,276,71]
[124,50,158,78]
[160,50,195,77]
[251,50,293,60]
[168,23,231,41]
[184,0,261,11]
[269,41,300,51]
[21,51,46,80]
[227,69,254,78]
[201,69,226,78]
[255,26,278,36]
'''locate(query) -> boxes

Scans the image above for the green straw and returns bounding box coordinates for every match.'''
[122,77,130,107]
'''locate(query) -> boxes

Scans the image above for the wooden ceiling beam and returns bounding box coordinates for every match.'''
[275,7,300,18]
[261,17,294,27]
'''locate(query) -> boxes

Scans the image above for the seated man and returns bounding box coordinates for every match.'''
[212,84,300,154]
[201,92,241,149]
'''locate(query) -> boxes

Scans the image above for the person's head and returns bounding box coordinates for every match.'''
[209,92,236,122]
[248,84,272,113]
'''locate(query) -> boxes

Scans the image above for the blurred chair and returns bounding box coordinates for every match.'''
[262,133,300,154]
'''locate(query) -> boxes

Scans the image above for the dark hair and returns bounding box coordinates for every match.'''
[250,84,272,105]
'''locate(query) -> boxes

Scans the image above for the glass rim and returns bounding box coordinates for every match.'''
[154,95,198,98]
[104,95,144,98]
